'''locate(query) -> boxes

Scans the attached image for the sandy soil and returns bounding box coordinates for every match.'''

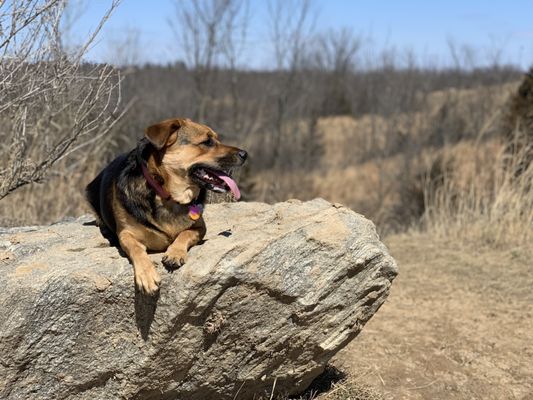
[331,234,533,400]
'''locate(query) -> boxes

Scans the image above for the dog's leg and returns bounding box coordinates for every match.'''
[119,230,161,295]
[162,221,206,270]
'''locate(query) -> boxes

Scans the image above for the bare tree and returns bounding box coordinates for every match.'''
[0,0,123,199]
[105,26,142,67]
[447,38,477,70]
[56,0,89,55]
[219,0,249,132]
[311,29,360,73]
[309,28,361,115]
[169,0,250,123]
[268,0,314,71]
[266,0,315,168]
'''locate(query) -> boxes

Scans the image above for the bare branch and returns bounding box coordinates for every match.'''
[0,0,123,199]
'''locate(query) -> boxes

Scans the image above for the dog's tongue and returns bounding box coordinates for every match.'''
[212,170,241,200]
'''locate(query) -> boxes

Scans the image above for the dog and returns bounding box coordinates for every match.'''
[85,118,247,295]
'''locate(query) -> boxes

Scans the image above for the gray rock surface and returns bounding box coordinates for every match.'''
[0,199,398,400]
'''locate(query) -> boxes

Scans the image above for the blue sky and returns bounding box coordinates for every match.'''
[74,0,533,69]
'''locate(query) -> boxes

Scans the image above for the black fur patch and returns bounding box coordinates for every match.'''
[86,139,165,236]
[117,139,170,234]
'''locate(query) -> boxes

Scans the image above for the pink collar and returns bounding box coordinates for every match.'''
[141,162,171,200]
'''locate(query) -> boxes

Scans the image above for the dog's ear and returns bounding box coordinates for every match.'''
[145,119,182,149]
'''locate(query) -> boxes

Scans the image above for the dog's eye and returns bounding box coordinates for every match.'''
[201,137,215,147]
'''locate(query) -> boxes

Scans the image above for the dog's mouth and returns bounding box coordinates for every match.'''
[189,165,241,200]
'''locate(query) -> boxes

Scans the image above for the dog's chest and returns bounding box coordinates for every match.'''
[155,202,196,238]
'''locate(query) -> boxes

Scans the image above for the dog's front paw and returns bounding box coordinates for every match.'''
[162,251,187,271]
[135,264,161,295]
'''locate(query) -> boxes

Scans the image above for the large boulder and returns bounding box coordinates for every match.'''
[0,199,397,399]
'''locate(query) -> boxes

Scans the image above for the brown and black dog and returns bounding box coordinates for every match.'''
[86,118,247,295]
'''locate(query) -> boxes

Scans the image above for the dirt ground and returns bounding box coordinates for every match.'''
[330,234,533,400]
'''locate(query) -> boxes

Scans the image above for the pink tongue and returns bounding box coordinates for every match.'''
[211,170,241,200]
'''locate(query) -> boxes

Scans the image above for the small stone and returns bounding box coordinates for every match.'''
[94,276,112,292]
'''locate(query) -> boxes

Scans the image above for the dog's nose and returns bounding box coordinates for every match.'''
[237,150,248,161]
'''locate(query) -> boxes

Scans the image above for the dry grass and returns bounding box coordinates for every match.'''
[314,380,383,400]
[251,366,383,400]
[0,158,100,226]
[250,80,522,236]
[421,135,533,247]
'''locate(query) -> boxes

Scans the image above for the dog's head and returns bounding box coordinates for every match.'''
[144,118,247,203]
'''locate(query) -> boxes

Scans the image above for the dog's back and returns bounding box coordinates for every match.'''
[85,154,128,243]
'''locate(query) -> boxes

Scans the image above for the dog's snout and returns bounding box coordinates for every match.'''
[237,150,248,161]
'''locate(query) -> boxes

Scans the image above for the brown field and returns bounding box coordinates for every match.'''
[328,234,533,400]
